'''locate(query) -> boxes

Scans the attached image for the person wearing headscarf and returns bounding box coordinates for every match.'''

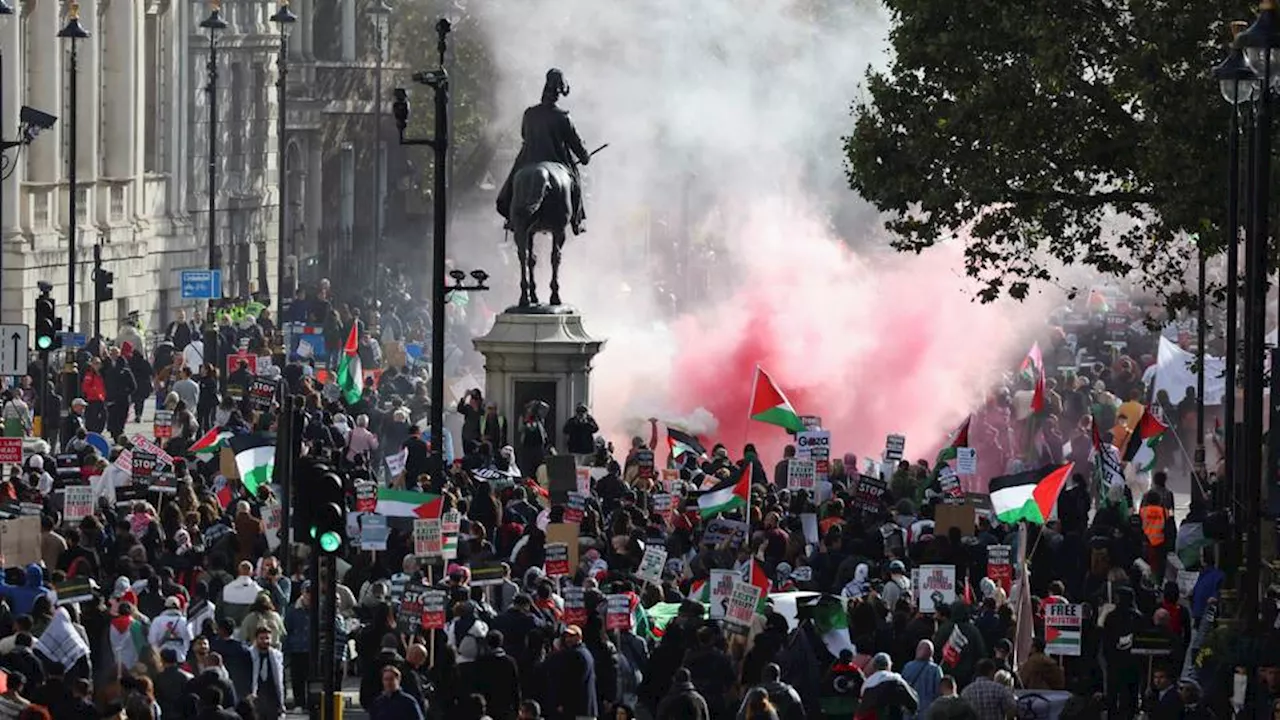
[900,640,942,719]
[842,563,870,599]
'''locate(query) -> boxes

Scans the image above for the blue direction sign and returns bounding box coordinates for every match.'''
[180,269,222,300]
[59,332,87,348]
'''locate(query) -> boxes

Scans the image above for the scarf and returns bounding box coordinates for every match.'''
[34,608,89,670]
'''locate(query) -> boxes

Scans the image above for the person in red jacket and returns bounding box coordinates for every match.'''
[80,359,107,433]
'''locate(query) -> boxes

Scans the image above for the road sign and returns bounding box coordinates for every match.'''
[0,437,20,464]
[0,324,28,377]
[58,332,87,349]
[180,269,222,300]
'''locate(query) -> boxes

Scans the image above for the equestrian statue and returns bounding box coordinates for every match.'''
[496,68,594,309]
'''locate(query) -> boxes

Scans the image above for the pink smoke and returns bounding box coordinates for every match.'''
[649,199,1049,463]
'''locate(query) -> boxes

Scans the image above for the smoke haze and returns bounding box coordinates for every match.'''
[465,0,1058,459]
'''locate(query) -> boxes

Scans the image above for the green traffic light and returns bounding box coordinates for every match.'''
[309,526,318,540]
[318,531,341,553]
[36,336,51,350]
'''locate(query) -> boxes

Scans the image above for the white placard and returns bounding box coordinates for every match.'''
[956,447,977,475]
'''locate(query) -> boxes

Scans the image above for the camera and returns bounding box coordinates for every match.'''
[37,281,53,294]
[19,106,57,144]
[412,69,447,87]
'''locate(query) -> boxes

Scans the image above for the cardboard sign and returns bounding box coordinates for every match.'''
[606,594,633,631]
[709,568,738,620]
[885,434,906,461]
[796,431,830,481]
[916,564,957,614]
[636,449,655,480]
[852,475,889,514]
[933,502,976,537]
[564,491,586,525]
[420,589,447,631]
[1045,603,1083,656]
[987,544,1013,594]
[131,451,157,480]
[248,377,278,410]
[355,482,377,514]
[956,447,977,475]
[63,486,94,524]
[725,580,761,632]
[153,411,173,440]
[414,518,441,557]
[546,523,579,571]
[563,586,587,627]
[636,546,668,585]
[544,542,570,577]
[787,458,816,491]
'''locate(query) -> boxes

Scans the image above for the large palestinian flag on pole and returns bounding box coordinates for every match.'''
[933,416,971,470]
[749,366,804,433]
[335,323,363,405]
[667,426,708,459]
[988,463,1073,525]
[697,466,750,519]
[1122,407,1168,473]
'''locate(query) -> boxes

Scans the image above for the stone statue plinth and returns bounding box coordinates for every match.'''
[472,306,606,449]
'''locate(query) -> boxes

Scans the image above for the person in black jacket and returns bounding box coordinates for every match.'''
[563,404,598,460]
[859,653,919,720]
[103,349,137,437]
[461,631,522,718]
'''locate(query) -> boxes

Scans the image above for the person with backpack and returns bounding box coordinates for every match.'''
[900,640,943,720]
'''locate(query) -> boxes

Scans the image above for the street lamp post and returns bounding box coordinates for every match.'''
[1233,2,1280,633]
[370,0,391,301]
[271,2,295,322]
[201,1,226,385]
[58,4,88,335]
[0,0,12,320]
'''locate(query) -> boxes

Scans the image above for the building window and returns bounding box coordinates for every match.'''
[33,193,49,230]
[144,8,165,173]
[110,186,125,220]
[75,187,88,226]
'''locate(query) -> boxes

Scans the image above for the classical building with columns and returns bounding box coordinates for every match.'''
[0,0,322,339]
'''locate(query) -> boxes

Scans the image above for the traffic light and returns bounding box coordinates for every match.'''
[94,268,114,303]
[297,458,346,554]
[34,295,56,351]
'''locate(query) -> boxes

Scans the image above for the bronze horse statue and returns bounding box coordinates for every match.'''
[509,161,575,307]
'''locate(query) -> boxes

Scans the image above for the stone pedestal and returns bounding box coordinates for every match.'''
[472,309,606,449]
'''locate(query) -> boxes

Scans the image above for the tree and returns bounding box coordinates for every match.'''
[844,0,1245,309]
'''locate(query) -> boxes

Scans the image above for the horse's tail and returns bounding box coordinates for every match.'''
[512,165,549,222]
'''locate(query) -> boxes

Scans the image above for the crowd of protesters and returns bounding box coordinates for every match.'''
[0,282,1264,720]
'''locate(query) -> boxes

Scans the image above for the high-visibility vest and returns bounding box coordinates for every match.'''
[1141,505,1166,547]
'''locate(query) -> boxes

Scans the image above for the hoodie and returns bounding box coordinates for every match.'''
[858,669,919,720]
[0,564,48,616]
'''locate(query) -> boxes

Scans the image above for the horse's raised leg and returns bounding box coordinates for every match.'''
[515,230,530,307]
[549,229,565,306]
[527,237,540,306]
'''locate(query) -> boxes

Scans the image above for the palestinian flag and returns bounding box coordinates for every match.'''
[941,624,969,668]
[933,416,971,471]
[335,323,363,405]
[696,466,750,519]
[749,366,804,433]
[988,463,1073,525]
[375,487,443,519]
[229,433,276,498]
[1091,416,1129,511]
[1123,407,1168,473]
[809,594,855,658]
[190,428,232,458]
[1020,342,1046,414]
[667,426,708,459]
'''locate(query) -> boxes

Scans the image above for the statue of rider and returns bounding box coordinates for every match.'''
[496,68,591,235]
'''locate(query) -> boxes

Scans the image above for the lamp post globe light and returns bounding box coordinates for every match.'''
[201,1,226,387]
[1222,0,1280,635]
[270,1,295,321]
[370,0,391,300]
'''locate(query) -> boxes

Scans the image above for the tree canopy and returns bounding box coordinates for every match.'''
[844,0,1246,309]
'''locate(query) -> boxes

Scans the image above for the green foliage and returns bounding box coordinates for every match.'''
[844,0,1253,310]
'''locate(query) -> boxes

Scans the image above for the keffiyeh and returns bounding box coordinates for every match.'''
[35,608,89,670]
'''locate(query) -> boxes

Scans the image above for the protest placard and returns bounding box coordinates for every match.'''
[606,594,633,631]
[636,546,668,585]
[636,449,655,480]
[544,542,570,577]
[852,475,888,514]
[398,582,427,634]
[956,447,977,475]
[1045,603,1083,656]
[563,586,587,627]
[709,569,737,620]
[884,434,906,461]
[917,564,957,614]
[725,580,761,632]
[63,486,93,524]
[131,451,157,481]
[660,468,679,492]
[702,518,748,548]
[575,467,591,494]
[987,544,1013,594]
[248,377,278,410]
[421,590,447,631]
[564,491,586,525]
[355,482,377,514]
[652,492,675,518]
[796,431,830,481]
[470,561,506,587]
[787,458,816,491]
[414,518,441,557]
[153,411,173,440]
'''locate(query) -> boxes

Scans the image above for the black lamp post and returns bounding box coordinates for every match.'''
[201,1,226,384]
[370,0,391,301]
[393,20,490,473]
[1212,30,1255,585]
[58,3,88,335]
[1233,1,1280,633]
[271,1,295,321]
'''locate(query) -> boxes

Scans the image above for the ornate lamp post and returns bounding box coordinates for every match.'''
[370,0,391,300]
[57,3,89,333]
[270,1,295,320]
[1211,27,1256,587]
[1233,0,1280,633]
[200,1,226,382]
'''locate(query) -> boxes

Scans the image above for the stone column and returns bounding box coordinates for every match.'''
[341,0,354,61]
[1,9,22,234]
[102,0,135,181]
[76,0,101,182]
[305,136,321,258]
[26,0,61,184]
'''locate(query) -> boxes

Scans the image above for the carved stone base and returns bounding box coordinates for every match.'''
[471,310,606,450]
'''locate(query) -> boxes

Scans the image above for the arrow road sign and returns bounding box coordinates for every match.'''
[0,324,29,377]
[180,269,222,300]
